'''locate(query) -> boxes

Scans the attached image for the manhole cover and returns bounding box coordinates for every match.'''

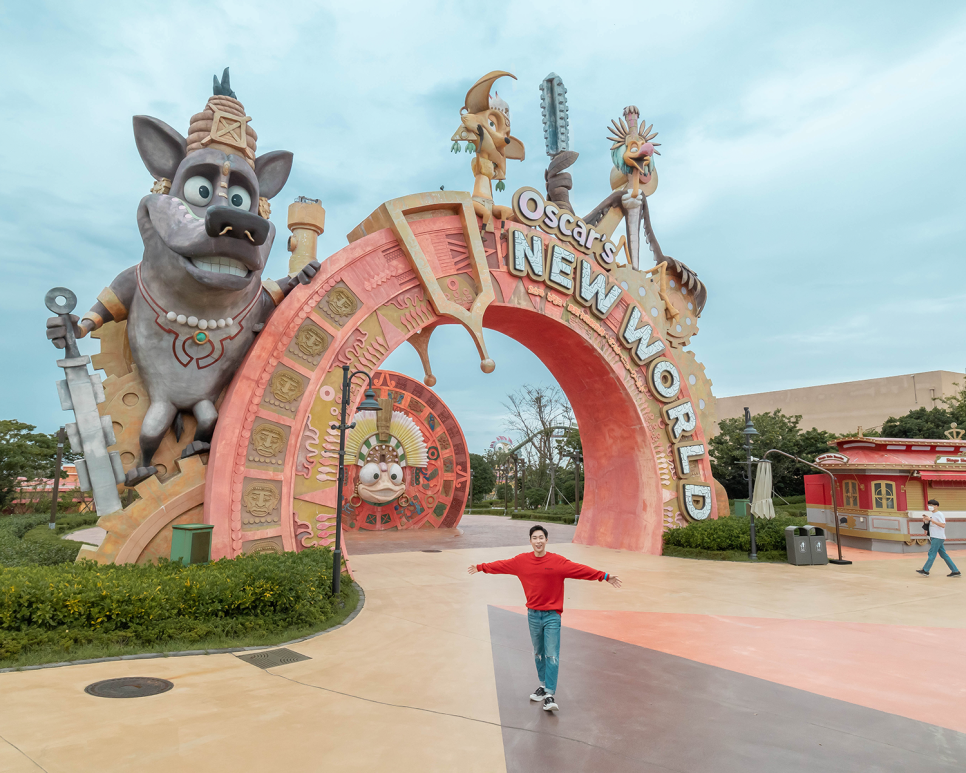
[422,549,442,553]
[236,648,311,669]
[84,677,173,699]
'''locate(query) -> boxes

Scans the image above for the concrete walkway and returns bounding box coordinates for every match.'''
[2,517,964,771]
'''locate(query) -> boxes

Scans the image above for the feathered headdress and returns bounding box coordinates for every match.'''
[345,407,428,468]
[606,105,660,153]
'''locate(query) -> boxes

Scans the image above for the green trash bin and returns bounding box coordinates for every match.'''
[170,524,214,566]
[784,525,813,566]
[809,527,829,565]
[734,499,749,516]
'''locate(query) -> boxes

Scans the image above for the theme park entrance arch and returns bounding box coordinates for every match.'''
[203,190,720,560]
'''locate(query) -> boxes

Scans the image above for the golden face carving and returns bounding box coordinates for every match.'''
[252,424,285,457]
[296,325,328,356]
[327,287,357,317]
[270,371,304,403]
[243,484,280,518]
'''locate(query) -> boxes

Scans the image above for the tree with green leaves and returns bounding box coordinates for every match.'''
[710,410,836,499]
[879,407,956,439]
[469,453,495,503]
[0,421,75,511]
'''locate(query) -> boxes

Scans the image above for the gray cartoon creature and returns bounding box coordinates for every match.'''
[46,70,319,486]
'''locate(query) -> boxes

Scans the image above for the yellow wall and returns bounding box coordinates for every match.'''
[715,371,962,435]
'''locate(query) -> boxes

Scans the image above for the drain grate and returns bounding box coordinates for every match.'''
[236,648,311,669]
[85,677,173,699]
[421,549,442,553]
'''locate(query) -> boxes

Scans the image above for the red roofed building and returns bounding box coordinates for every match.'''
[804,429,966,553]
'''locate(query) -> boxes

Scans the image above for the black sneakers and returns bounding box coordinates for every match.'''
[950,572,962,578]
[542,695,559,712]
[530,686,547,701]
[916,569,929,576]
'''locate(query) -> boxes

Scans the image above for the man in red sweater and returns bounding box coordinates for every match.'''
[468,524,621,712]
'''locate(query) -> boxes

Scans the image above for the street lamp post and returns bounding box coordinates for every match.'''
[742,407,759,561]
[331,365,382,596]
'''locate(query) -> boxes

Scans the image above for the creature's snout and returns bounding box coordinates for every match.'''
[205,206,270,246]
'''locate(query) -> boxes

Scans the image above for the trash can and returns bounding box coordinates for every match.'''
[170,524,214,566]
[784,525,813,566]
[809,527,829,565]
[734,499,749,516]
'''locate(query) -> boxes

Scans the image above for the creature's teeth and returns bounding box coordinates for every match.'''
[190,257,248,276]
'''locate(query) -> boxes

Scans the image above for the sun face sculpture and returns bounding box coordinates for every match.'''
[345,398,428,505]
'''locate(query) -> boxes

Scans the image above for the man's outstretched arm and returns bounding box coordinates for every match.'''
[560,557,622,588]
[467,556,521,576]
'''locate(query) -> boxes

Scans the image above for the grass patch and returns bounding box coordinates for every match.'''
[662,545,789,563]
[0,547,356,669]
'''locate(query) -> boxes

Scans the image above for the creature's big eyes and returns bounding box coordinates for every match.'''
[359,463,381,485]
[183,176,214,206]
[630,144,639,154]
[388,463,403,483]
[488,120,496,129]
[228,185,252,210]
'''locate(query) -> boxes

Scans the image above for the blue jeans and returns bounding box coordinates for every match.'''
[527,609,561,694]
[923,538,959,573]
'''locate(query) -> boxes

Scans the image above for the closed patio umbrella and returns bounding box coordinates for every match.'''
[751,460,776,519]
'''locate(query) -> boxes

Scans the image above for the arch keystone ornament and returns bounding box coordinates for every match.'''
[204,73,722,558]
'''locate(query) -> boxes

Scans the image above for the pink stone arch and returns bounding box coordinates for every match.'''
[204,212,715,559]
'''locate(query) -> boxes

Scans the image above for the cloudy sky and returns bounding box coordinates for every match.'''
[2,1,964,453]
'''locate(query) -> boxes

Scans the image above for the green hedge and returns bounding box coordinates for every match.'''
[0,514,94,567]
[0,548,353,664]
[663,513,807,553]
[510,511,576,525]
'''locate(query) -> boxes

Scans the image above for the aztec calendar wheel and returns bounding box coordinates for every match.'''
[339,370,469,532]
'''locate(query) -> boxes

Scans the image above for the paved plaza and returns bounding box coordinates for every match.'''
[3,516,966,771]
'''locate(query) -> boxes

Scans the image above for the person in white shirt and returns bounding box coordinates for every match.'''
[917,499,961,577]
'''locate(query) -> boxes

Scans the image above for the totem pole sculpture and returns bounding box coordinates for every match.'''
[46,69,321,490]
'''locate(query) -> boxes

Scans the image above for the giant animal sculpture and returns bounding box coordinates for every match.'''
[46,70,320,485]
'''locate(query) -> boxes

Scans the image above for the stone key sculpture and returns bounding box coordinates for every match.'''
[45,69,321,487]
[46,288,125,514]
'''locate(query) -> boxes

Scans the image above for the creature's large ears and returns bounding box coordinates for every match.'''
[133,116,187,181]
[254,151,293,200]
[505,136,525,162]
[465,70,516,113]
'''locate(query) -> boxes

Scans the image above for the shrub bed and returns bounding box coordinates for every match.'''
[510,511,576,525]
[0,514,94,567]
[662,546,789,562]
[663,513,807,553]
[0,548,354,667]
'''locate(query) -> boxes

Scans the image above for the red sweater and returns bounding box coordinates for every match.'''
[476,552,607,613]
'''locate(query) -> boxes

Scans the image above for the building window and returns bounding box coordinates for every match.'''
[872,480,896,510]
[843,480,859,508]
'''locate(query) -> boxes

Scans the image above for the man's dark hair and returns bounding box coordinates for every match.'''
[529,524,548,538]
[928,499,940,506]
